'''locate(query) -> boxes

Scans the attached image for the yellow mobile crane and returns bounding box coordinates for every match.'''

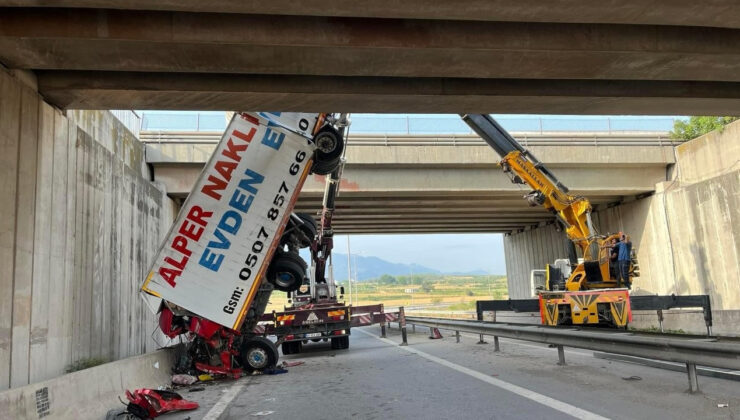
[461,114,634,327]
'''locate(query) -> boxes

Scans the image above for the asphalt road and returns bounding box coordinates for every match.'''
[158,326,740,420]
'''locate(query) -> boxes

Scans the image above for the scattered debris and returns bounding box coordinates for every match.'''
[198,374,214,382]
[718,403,729,408]
[621,376,642,381]
[281,361,305,368]
[188,387,206,393]
[153,362,160,369]
[124,389,198,419]
[252,411,274,416]
[172,374,198,385]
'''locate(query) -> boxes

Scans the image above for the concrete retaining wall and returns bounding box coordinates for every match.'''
[0,346,178,420]
[503,120,740,334]
[0,69,176,391]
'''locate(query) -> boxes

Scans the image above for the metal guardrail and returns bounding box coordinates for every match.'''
[402,316,740,393]
[139,131,678,147]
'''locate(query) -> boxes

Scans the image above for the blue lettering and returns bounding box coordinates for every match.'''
[238,169,264,195]
[261,124,285,150]
[199,249,224,272]
[229,188,254,213]
[218,210,241,235]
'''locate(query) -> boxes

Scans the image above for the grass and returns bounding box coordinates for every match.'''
[65,357,107,373]
[266,274,508,313]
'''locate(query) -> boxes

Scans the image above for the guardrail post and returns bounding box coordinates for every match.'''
[493,336,500,352]
[381,323,387,338]
[412,324,416,333]
[456,330,460,343]
[557,345,566,366]
[657,309,664,333]
[477,334,487,345]
[686,363,700,393]
[399,307,408,346]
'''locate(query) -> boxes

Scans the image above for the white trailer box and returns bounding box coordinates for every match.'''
[142,112,319,329]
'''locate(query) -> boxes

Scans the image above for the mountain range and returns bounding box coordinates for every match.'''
[298,250,489,281]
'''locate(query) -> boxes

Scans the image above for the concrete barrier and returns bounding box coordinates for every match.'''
[0,346,180,420]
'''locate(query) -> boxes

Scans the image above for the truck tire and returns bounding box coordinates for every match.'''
[267,251,307,292]
[240,337,279,373]
[313,126,344,162]
[295,213,317,248]
[311,155,341,176]
[281,341,302,355]
[331,336,349,350]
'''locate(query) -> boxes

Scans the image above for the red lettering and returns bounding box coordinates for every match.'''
[221,135,251,162]
[165,255,188,270]
[240,113,259,125]
[159,266,181,288]
[187,205,212,226]
[214,159,237,183]
[179,219,204,241]
[171,236,191,257]
[201,174,227,200]
[232,128,256,144]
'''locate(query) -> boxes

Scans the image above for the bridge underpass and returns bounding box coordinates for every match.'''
[144,131,674,233]
[1,2,739,113]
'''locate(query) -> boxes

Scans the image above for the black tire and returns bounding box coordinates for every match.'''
[331,336,350,350]
[295,213,317,248]
[311,155,341,176]
[281,341,293,355]
[240,336,279,373]
[292,341,302,354]
[313,126,344,161]
[267,251,307,292]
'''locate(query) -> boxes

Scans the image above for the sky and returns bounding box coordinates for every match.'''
[328,233,506,275]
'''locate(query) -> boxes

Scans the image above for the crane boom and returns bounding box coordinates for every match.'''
[460,114,596,253]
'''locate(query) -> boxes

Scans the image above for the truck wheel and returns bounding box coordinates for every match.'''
[267,251,307,292]
[281,342,293,355]
[342,336,350,349]
[295,213,317,248]
[330,337,340,350]
[313,126,344,162]
[241,337,279,373]
[292,341,302,354]
[311,155,341,176]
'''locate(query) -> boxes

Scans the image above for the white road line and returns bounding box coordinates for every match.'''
[201,381,246,420]
[357,329,610,420]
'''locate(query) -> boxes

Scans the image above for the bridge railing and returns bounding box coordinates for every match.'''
[140,131,678,147]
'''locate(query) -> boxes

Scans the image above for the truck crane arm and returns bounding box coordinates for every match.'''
[460,114,597,253]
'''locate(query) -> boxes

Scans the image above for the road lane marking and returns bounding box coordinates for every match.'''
[202,380,246,420]
[357,329,609,420]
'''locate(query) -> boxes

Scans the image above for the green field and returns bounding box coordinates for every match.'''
[266,273,508,313]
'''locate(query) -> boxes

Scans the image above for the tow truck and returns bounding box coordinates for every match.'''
[140,112,346,376]
[461,114,712,330]
[259,119,400,354]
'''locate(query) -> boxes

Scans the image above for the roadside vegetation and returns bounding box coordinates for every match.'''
[266,274,508,313]
[670,116,738,141]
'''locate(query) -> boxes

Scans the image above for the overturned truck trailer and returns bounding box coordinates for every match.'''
[140,112,345,377]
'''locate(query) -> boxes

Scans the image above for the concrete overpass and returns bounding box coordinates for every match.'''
[143,131,676,233]
[1,2,740,114]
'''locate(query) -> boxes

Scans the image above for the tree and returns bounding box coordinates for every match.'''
[670,116,738,141]
[378,274,397,284]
